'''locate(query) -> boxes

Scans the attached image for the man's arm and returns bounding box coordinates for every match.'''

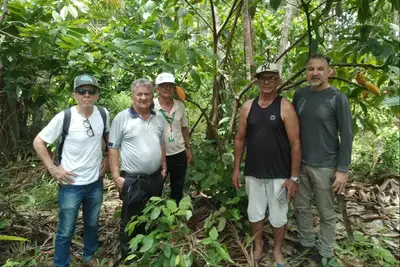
[336,94,353,173]
[232,100,252,189]
[161,144,167,178]
[109,148,120,180]
[181,127,192,164]
[281,98,301,199]
[33,136,76,184]
[281,99,301,177]
[108,113,124,192]
[332,94,353,194]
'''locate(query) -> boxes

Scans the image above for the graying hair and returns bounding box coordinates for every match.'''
[130,78,154,94]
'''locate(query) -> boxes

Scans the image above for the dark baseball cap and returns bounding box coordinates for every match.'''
[73,74,99,90]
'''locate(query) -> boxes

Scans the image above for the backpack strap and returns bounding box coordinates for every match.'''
[96,105,108,152]
[56,108,72,166]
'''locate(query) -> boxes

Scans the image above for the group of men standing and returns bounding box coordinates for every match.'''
[233,54,352,266]
[33,53,352,267]
[33,73,191,266]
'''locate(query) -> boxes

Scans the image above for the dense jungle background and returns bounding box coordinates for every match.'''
[0,0,399,266]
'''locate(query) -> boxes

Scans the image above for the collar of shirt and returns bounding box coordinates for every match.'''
[129,105,156,119]
[154,98,179,115]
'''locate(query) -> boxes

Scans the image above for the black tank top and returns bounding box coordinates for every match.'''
[244,95,291,179]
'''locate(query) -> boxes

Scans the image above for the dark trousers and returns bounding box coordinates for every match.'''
[119,168,164,259]
[166,150,188,204]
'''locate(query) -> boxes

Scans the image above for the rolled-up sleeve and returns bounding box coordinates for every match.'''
[180,102,189,128]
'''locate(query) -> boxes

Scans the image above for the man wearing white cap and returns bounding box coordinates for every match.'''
[154,72,192,205]
[232,63,301,266]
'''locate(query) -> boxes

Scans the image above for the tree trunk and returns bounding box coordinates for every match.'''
[276,0,296,75]
[243,0,255,80]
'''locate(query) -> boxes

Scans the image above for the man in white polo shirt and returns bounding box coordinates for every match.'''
[33,74,110,267]
[108,78,166,263]
[154,72,192,205]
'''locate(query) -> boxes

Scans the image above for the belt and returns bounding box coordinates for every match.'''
[121,167,161,179]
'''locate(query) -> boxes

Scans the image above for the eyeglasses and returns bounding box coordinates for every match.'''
[75,88,98,95]
[83,119,94,137]
[258,76,280,83]
[158,83,175,89]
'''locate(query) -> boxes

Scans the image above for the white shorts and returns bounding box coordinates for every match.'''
[245,176,288,227]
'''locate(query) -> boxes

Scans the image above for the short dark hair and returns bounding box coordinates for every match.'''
[308,53,331,65]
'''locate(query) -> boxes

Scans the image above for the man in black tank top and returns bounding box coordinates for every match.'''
[232,63,301,266]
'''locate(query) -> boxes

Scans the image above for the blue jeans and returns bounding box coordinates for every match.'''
[54,180,103,267]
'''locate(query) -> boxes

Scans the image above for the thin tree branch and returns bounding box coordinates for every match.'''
[310,0,328,14]
[277,67,306,91]
[184,0,213,31]
[221,2,242,67]
[186,98,225,155]
[278,79,307,93]
[274,16,333,63]
[210,0,218,40]
[331,63,385,70]
[284,0,300,8]
[217,0,241,38]
[189,113,204,137]
[238,78,257,99]
[330,77,365,89]
[301,0,313,58]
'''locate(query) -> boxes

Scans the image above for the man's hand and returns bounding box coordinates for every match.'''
[281,179,298,200]
[114,176,125,193]
[100,157,109,176]
[332,171,348,194]
[161,168,167,179]
[49,165,76,184]
[186,148,192,165]
[232,169,241,190]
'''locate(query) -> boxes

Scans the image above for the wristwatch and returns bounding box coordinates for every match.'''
[290,176,299,183]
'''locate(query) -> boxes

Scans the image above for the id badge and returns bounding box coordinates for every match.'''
[168,131,175,143]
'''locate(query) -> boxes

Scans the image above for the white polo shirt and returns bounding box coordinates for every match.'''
[153,98,188,156]
[38,106,110,185]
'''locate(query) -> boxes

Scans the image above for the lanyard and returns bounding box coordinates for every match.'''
[160,110,175,131]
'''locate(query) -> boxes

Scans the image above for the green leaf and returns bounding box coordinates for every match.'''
[170,254,177,267]
[185,210,193,220]
[167,200,177,211]
[200,237,213,245]
[52,11,63,22]
[216,245,233,263]
[178,196,191,210]
[150,196,162,201]
[162,207,171,216]
[68,5,78,19]
[129,234,144,252]
[60,6,69,21]
[144,1,156,12]
[151,207,161,220]
[85,52,94,63]
[72,0,89,13]
[190,69,201,86]
[139,236,154,253]
[209,227,218,240]
[175,255,180,265]
[191,172,205,181]
[125,254,136,262]
[217,217,226,232]
[163,244,171,258]
[178,7,188,18]
[0,235,28,242]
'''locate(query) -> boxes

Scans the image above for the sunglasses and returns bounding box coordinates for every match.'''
[83,119,95,137]
[75,87,98,95]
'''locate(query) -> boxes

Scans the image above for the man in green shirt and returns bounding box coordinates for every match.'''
[292,54,353,266]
